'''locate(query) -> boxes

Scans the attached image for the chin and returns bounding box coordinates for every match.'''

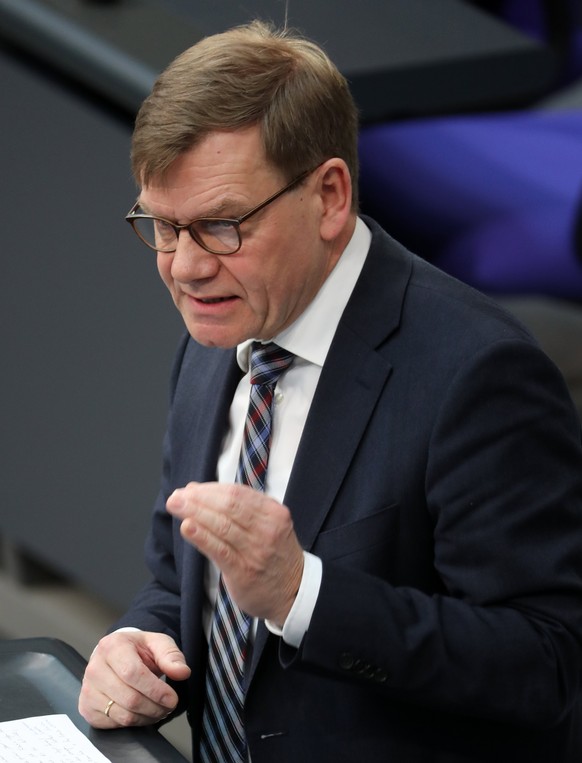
[186,327,246,349]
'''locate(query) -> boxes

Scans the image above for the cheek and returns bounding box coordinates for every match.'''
[245,264,288,313]
[255,267,308,332]
[275,245,320,296]
[157,255,174,291]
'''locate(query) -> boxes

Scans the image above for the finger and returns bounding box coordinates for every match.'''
[98,688,174,728]
[130,631,191,682]
[168,482,257,523]
[167,484,248,560]
[177,492,295,575]
[168,483,280,544]
[81,684,172,730]
[150,642,192,682]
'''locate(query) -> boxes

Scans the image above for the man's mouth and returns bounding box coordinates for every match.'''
[199,296,234,304]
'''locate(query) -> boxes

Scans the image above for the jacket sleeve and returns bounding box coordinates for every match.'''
[111,333,191,643]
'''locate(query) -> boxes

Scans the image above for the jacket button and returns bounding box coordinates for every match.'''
[362,663,375,678]
[353,658,364,673]
[373,668,388,683]
[339,652,355,670]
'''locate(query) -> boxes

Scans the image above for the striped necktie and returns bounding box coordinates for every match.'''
[200,342,295,763]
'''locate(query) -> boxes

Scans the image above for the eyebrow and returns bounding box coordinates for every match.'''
[204,198,245,218]
[138,197,248,221]
[137,199,154,216]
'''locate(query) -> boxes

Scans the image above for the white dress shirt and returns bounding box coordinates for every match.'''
[206,217,371,647]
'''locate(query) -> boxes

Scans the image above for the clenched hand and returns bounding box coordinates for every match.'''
[78,630,191,728]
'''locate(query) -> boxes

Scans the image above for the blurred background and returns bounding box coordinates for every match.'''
[1,1,581,757]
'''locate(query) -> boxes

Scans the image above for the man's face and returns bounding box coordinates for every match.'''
[139,126,340,348]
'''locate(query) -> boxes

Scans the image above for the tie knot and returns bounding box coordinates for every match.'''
[249,342,295,386]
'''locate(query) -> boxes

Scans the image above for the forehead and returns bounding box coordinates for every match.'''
[140,127,277,216]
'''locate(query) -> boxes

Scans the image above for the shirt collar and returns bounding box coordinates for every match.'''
[237,216,371,372]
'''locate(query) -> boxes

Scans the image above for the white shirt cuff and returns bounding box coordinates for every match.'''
[265,551,322,648]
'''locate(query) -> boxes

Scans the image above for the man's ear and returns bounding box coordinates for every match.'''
[316,159,353,241]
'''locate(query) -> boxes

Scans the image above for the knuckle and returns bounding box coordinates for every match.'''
[117,660,141,684]
[218,514,232,536]
[216,542,233,563]
[224,482,239,509]
[83,661,99,683]
[262,520,285,548]
[242,559,262,582]
[116,706,141,726]
[180,517,196,539]
[103,631,125,648]
[77,694,89,716]
[274,501,292,523]
[121,691,144,714]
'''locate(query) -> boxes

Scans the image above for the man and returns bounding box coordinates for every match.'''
[79,20,582,762]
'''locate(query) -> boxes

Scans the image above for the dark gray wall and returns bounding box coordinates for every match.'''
[0,0,556,614]
[0,45,182,610]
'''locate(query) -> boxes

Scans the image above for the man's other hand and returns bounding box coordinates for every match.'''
[78,630,191,728]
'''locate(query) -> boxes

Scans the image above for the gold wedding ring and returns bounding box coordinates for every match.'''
[104,699,115,718]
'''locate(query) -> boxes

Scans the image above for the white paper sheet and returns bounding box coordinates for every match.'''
[0,714,111,763]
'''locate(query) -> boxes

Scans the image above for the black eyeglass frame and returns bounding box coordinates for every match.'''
[125,165,317,255]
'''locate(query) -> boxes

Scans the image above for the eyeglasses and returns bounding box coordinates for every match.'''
[125,166,315,255]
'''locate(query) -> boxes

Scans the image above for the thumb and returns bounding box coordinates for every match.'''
[156,643,191,681]
[142,633,191,681]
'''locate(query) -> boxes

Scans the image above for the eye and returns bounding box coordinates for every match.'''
[154,219,174,235]
[150,218,177,249]
[193,219,240,251]
[198,219,236,236]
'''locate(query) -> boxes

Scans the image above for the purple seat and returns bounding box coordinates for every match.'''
[359,109,582,298]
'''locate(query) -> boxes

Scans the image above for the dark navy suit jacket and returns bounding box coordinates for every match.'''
[118,218,582,762]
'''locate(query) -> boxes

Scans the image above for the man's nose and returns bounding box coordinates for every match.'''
[170,229,221,282]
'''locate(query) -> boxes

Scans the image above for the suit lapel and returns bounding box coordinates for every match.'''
[286,322,393,549]
[288,220,412,552]
[249,219,413,679]
[172,344,242,486]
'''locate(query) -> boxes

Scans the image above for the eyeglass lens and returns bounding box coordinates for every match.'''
[133,216,241,254]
